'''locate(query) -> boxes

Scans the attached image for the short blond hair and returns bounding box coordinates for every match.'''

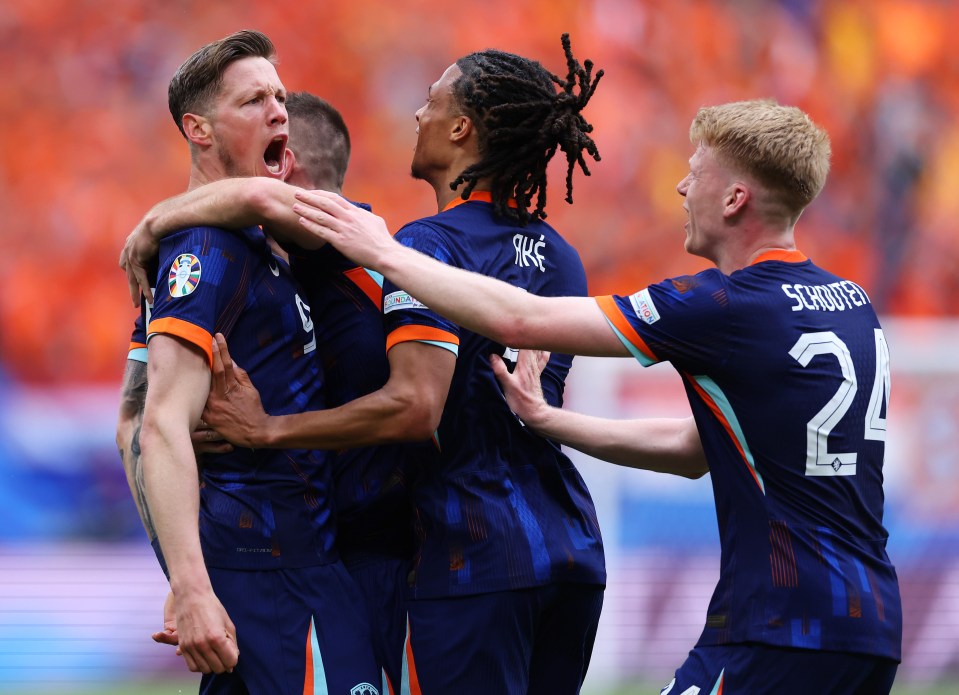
[689,99,831,216]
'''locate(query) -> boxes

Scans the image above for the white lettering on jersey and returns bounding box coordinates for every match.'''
[384,290,428,313]
[294,293,316,354]
[512,233,547,272]
[781,281,871,312]
[628,288,661,325]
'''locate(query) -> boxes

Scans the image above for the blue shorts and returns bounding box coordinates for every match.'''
[344,556,411,695]
[662,643,899,695]
[405,583,604,695]
[199,562,381,695]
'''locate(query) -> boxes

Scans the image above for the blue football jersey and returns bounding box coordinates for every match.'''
[291,241,422,567]
[383,192,606,598]
[598,249,901,660]
[147,226,337,570]
[128,313,147,363]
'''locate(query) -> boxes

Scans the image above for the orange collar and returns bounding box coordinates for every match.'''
[749,248,807,266]
[442,191,517,212]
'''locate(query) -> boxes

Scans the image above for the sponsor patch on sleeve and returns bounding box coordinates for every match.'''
[168,254,202,298]
[383,290,428,314]
[628,288,660,325]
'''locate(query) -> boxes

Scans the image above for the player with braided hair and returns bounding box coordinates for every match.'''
[447,33,603,224]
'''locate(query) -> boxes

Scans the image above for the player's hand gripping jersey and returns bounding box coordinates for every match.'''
[147,226,337,570]
[598,249,901,660]
[383,192,606,598]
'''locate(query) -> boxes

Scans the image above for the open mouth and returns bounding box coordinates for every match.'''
[263,135,288,176]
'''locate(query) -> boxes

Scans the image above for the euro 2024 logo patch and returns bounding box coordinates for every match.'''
[169,253,201,297]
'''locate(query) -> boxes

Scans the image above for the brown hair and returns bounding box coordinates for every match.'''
[168,29,277,139]
[286,91,351,191]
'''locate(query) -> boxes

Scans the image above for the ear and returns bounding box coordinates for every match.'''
[280,147,296,182]
[449,114,474,145]
[723,182,750,218]
[182,113,213,147]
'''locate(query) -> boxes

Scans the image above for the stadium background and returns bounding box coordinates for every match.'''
[1,0,957,692]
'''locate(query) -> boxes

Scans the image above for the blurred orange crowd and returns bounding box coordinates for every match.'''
[2,0,958,384]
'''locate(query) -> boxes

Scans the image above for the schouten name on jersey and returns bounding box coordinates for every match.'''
[781,280,871,312]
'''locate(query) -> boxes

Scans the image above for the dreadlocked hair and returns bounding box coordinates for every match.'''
[451,33,604,224]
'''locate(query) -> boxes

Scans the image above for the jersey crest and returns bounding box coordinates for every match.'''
[168,253,201,297]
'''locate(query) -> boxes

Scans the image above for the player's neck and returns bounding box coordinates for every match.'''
[187,161,229,191]
[434,177,491,213]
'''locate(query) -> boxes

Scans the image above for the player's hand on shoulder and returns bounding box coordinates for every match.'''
[119,214,160,307]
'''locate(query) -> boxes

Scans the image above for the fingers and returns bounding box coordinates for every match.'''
[191,427,234,455]
[152,629,179,646]
[292,191,348,240]
[138,266,154,305]
[126,264,141,308]
[214,333,236,388]
[295,188,351,211]
[232,360,252,387]
[211,336,226,395]
[489,353,509,379]
[181,635,238,674]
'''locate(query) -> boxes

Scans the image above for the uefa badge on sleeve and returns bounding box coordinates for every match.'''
[169,253,201,297]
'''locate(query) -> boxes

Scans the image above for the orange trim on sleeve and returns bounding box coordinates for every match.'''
[685,373,763,492]
[343,266,382,307]
[750,249,807,265]
[594,295,658,362]
[128,341,146,352]
[147,317,214,368]
[385,325,459,352]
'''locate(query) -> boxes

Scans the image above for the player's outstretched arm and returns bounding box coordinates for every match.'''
[120,177,324,306]
[292,190,630,358]
[493,349,708,479]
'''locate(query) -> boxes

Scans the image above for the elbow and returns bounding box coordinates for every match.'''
[681,462,710,480]
[386,391,445,442]
[491,314,534,349]
[397,401,443,441]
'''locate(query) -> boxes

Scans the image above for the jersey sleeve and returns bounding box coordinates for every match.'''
[146,227,251,367]
[596,269,733,372]
[381,221,460,356]
[128,312,148,363]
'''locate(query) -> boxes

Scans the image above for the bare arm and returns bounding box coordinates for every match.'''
[120,178,322,306]
[116,358,157,541]
[202,333,453,449]
[493,350,708,479]
[139,335,237,674]
[292,190,631,358]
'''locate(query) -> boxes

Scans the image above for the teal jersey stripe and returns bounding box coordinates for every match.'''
[691,374,765,494]
[604,316,657,367]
